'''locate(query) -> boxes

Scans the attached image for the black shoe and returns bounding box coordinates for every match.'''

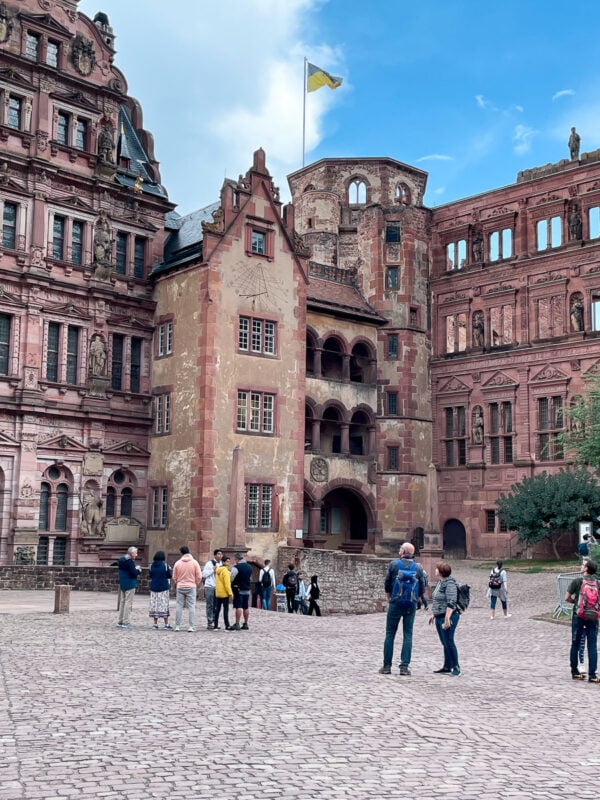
[378,665,391,675]
[572,672,586,680]
[241,623,249,630]
[451,667,461,677]
[229,623,241,631]
[399,666,411,676]
[589,675,600,684]
[433,667,451,674]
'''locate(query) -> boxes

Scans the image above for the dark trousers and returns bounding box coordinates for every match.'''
[308,599,321,616]
[214,597,230,629]
[571,615,598,676]
[285,588,295,613]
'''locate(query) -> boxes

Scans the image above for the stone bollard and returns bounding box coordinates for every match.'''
[54,584,71,614]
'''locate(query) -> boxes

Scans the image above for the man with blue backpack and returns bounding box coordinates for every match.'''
[379,542,428,676]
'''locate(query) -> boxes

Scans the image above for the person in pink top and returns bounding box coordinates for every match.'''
[172,546,202,632]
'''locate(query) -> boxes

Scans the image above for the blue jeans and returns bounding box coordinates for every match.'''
[383,603,416,668]
[261,587,272,610]
[570,615,598,676]
[434,611,460,670]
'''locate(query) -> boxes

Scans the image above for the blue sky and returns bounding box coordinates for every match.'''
[79,0,600,214]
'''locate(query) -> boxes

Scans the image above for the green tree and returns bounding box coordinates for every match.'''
[563,374,600,470]
[496,467,600,559]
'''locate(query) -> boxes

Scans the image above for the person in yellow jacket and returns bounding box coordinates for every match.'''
[214,555,234,630]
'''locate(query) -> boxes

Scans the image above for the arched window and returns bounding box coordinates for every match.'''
[55,483,68,531]
[322,407,343,454]
[349,411,369,455]
[121,487,133,517]
[106,486,116,517]
[39,482,50,531]
[350,342,373,383]
[395,183,411,204]
[321,337,344,380]
[349,179,367,205]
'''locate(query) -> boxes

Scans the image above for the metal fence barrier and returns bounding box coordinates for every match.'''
[552,571,580,618]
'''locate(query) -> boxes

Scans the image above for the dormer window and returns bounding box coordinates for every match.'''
[251,230,266,255]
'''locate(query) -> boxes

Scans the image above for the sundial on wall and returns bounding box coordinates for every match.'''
[232,260,286,309]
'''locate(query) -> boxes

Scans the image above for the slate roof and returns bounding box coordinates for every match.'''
[116,105,168,199]
[151,201,220,277]
[307,275,387,323]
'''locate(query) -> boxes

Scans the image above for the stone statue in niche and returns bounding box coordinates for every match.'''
[89,335,106,376]
[0,3,14,44]
[568,206,582,240]
[570,295,584,332]
[14,546,35,565]
[472,406,484,444]
[569,126,581,161]
[472,230,483,262]
[97,124,114,163]
[472,311,484,347]
[93,213,112,279]
[81,492,104,537]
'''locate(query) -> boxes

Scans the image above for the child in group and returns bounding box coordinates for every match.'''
[307,575,322,616]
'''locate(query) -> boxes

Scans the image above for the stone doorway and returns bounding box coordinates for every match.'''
[443,518,467,559]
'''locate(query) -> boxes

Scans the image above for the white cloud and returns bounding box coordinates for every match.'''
[552,89,575,102]
[433,187,446,195]
[475,95,489,109]
[515,105,524,113]
[78,0,345,213]
[416,154,454,162]
[513,124,538,155]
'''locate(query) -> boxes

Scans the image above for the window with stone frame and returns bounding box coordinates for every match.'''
[2,201,17,249]
[489,401,514,464]
[151,487,168,528]
[71,220,84,265]
[348,179,367,205]
[387,333,398,359]
[115,231,128,274]
[0,313,10,375]
[107,469,135,518]
[387,445,399,471]
[386,266,399,290]
[386,390,398,416]
[39,465,72,533]
[46,40,59,68]
[446,239,467,271]
[537,395,564,462]
[44,322,79,384]
[52,215,66,260]
[130,337,142,393]
[7,95,23,130]
[385,224,401,243]
[245,483,274,529]
[53,109,91,150]
[65,325,79,384]
[133,236,146,278]
[537,295,564,339]
[485,509,496,533]
[154,392,171,435]
[238,316,276,356]
[445,313,467,354]
[591,294,600,331]
[25,32,40,60]
[236,390,275,434]
[157,320,173,357]
[489,304,514,346]
[444,406,466,467]
[488,228,513,262]
[536,216,562,250]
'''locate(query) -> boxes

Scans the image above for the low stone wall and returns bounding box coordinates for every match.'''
[0,565,149,594]
[277,547,388,614]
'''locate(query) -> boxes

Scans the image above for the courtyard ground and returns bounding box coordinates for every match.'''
[0,562,594,799]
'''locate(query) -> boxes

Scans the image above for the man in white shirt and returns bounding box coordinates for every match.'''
[258,559,276,611]
[202,548,222,630]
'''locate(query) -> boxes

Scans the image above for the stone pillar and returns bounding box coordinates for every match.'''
[311,418,321,452]
[368,426,376,456]
[313,348,322,378]
[342,354,350,382]
[54,584,70,614]
[340,423,350,455]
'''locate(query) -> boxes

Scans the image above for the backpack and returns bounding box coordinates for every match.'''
[489,569,503,590]
[456,582,470,612]
[390,560,419,610]
[576,578,600,621]
[261,569,272,588]
[286,571,298,589]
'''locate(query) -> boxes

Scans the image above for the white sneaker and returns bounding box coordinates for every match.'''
[504,614,512,619]
[188,626,195,632]
[174,626,180,632]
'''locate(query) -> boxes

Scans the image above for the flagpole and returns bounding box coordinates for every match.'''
[302,57,307,167]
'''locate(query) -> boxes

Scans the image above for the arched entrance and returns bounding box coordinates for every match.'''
[443,519,467,559]
[303,486,371,553]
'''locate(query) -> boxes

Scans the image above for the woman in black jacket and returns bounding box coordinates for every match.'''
[307,575,321,616]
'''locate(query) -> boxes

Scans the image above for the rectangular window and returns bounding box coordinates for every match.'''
[111,333,124,390]
[237,390,275,434]
[444,406,466,467]
[25,32,40,60]
[46,322,59,381]
[133,237,145,278]
[66,326,79,384]
[489,228,512,261]
[8,96,22,130]
[246,483,273,529]
[46,41,59,68]
[386,266,399,289]
[56,112,69,145]
[489,400,515,464]
[387,391,398,415]
[485,510,496,533]
[387,446,399,471]
[589,207,600,240]
[130,337,142,393]
[446,239,467,270]
[445,313,467,354]
[385,224,401,243]
[251,230,266,255]
[74,119,87,150]
[154,392,171,434]
[0,313,10,375]
[536,216,562,251]
[238,316,276,355]
[36,536,49,565]
[387,334,398,358]
[157,321,173,357]
[115,231,127,274]
[52,215,65,260]
[52,538,67,566]
[537,395,564,461]
[71,220,83,265]
[151,487,168,528]
[2,202,17,249]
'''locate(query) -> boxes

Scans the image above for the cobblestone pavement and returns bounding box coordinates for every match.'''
[0,563,595,799]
